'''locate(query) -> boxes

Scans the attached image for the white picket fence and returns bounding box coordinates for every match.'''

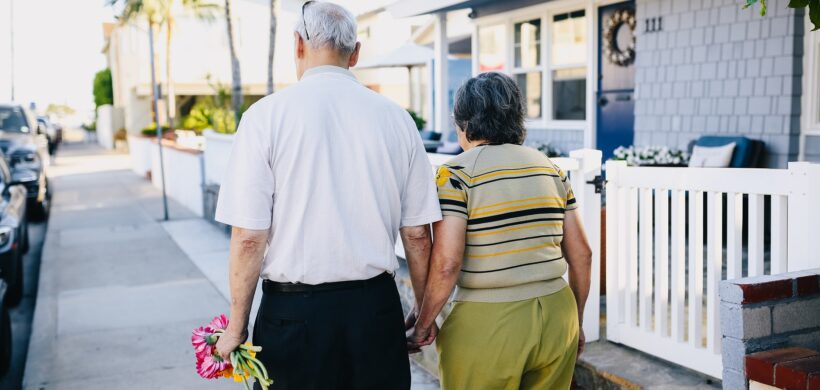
[397,149,603,342]
[604,161,820,379]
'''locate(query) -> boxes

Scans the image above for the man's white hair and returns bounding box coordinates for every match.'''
[295,2,358,56]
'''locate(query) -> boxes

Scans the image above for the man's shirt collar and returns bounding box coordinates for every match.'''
[302,65,357,81]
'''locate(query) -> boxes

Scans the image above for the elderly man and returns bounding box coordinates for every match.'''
[212,2,441,389]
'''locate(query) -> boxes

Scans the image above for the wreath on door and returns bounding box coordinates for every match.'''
[603,8,636,67]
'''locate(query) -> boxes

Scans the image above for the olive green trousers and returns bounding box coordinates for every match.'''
[436,287,579,390]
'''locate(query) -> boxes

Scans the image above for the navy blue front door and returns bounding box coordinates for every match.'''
[597,1,636,161]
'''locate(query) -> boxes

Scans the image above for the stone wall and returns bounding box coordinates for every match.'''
[635,0,805,167]
[719,269,820,389]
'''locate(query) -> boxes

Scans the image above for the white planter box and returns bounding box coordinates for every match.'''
[203,129,235,186]
[150,140,204,217]
[127,135,154,177]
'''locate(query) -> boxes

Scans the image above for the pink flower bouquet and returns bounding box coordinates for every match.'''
[192,315,272,390]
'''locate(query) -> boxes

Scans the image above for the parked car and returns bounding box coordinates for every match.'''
[0,155,29,307]
[0,280,10,378]
[0,104,50,219]
[37,116,62,155]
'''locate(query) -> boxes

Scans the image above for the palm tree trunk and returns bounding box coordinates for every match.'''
[165,17,176,132]
[266,0,276,95]
[224,0,243,125]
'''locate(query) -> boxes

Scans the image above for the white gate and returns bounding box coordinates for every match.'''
[605,161,820,379]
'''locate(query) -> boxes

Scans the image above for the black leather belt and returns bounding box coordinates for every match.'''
[263,272,392,293]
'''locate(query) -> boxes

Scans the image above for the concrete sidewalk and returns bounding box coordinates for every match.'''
[24,143,438,389]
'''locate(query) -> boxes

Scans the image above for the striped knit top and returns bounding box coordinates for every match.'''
[436,144,577,303]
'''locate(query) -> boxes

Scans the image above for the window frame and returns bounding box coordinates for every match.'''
[473,1,592,130]
[800,14,820,161]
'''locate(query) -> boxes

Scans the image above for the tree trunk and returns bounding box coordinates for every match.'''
[266,0,276,95]
[165,17,176,132]
[225,0,243,126]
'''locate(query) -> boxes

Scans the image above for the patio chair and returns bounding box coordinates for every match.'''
[435,131,463,155]
[420,131,443,153]
[687,136,764,168]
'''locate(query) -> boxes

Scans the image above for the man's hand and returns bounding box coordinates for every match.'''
[577,328,586,357]
[214,328,248,361]
[406,322,438,354]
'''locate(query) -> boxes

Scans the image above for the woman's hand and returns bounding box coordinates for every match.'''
[406,322,439,354]
[215,327,248,361]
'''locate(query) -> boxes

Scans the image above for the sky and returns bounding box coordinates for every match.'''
[0,0,116,119]
[0,0,391,121]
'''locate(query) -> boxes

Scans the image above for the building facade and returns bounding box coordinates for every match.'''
[390,0,820,167]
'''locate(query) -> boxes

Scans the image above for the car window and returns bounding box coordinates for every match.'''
[0,107,30,133]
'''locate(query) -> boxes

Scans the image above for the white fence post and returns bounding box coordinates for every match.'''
[569,149,602,343]
[787,162,820,272]
[605,160,626,343]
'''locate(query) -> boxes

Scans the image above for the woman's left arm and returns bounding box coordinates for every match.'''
[562,209,593,355]
[409,216,467,349]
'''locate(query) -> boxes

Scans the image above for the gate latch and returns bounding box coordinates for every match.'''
[586,175,605,194]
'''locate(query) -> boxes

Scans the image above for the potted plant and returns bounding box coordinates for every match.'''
[611,145,689,167]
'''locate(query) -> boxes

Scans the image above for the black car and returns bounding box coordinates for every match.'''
[37,116,62,155]
[0,104,50,219]
[0,280,10,378]
[0,154,29,307]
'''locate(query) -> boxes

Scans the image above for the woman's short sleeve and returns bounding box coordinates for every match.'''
[436,165,469,219]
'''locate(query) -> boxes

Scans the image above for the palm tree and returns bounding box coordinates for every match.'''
[266,0,277,95]
[224,0,243,125]
[109,0,163,124]
[110,0,216,130]
[163,0,217,133]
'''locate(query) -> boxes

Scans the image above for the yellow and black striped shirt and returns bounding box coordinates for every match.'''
[436,144,577,302]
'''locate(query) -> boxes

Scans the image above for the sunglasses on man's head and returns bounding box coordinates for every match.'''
[302,1,314,40]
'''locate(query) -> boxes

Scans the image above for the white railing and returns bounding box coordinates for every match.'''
[396,149,603,342]
[605,161,820,379]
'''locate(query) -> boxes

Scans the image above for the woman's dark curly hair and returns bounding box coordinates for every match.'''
[453,72,526,145]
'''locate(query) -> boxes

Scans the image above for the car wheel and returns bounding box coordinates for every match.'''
[0,305,11,378]
[5,254,22,307]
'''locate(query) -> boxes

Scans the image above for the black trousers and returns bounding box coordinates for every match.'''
[252,273,410,390]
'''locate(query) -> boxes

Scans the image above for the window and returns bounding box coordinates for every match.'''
[550,10,587,121]
[516,72,542,119]
[514,19,541,68]
[511,19,542,119]
[478,24,506,72]
[474,8,590,125]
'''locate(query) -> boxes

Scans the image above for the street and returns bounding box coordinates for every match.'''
[0,222,45,390]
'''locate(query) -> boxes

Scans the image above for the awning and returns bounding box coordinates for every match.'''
[387,0,488,18]
[356,43,435,69]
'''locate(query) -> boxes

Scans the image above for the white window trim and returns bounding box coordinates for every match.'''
[473,0,594,132]
[800,14,820,161]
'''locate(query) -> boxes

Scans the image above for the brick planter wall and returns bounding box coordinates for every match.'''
[720,269,820,389]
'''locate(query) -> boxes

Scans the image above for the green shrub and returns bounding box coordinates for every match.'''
[93,69,114,108]
[141,123,171,137]
[407,110,426,130]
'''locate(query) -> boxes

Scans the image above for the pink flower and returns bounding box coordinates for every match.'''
[209,314,229,330]
[196,352,232,379]
[192,326,219,360]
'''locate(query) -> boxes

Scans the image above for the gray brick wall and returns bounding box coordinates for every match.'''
[719,269,820,389]
[636,0,805,167]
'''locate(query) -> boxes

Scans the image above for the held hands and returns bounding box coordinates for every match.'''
[405,308,438,354]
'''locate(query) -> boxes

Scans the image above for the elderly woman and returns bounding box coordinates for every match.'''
[408,72,592,390]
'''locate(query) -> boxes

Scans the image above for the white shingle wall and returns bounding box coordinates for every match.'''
[634,0,805,167]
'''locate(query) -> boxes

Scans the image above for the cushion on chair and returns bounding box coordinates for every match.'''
[692,136,763,168]
[689,143,736,167]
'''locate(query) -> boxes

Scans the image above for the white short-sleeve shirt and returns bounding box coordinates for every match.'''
[215,65,442,284]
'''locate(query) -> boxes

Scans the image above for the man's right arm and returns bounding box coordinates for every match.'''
[400,225,433,313]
